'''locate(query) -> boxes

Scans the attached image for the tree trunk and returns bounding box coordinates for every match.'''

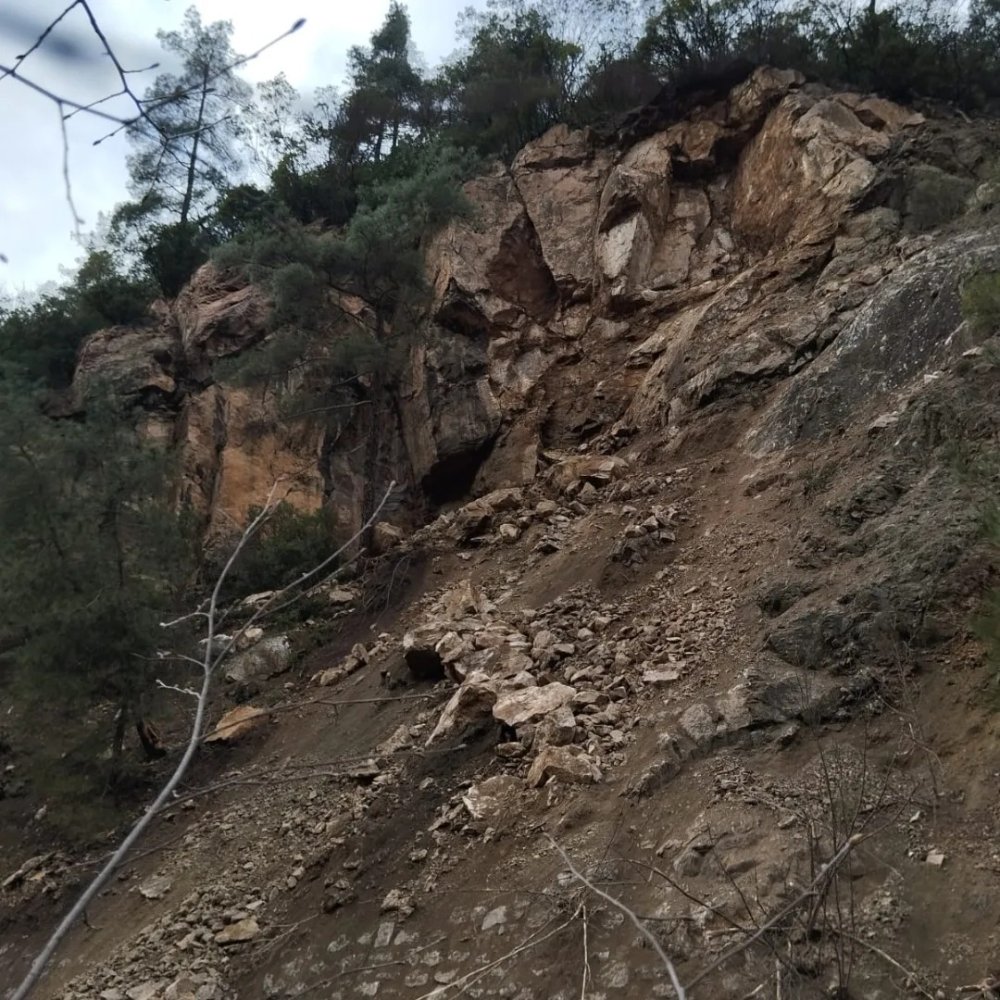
[110,702,128,783]
[179,67,210,226]
[136,717,167,760]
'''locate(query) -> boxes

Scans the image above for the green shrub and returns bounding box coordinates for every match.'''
[141,221,214,297]
[74,250,157,325]
[904,166,975,233]
[0,251,155,388]
[962,271,1000,335]
[210,502,339,600]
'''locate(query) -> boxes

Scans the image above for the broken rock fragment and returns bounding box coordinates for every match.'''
[527,745,602,787]
[427,671,499,744]
[215,917,260,945]
[204,705,266,744]
[462,775,522,824]
[493,682,577,728]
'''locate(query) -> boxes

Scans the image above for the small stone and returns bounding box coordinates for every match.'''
[679,703,717,748]
[643,668,681,687]
[498,523,520,543]
[481,905,508,930]
[926,850,946,868]
[381,888,415,916]
[127,984,162,1000]
[215,916,260,945]
[327,587,356,606]
[138,874,172,900]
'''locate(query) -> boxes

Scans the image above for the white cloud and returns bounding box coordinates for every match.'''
[0,0,477,293]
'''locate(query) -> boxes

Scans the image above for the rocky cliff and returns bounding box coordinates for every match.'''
[73,70,998,544]
[7,67,1000,1000]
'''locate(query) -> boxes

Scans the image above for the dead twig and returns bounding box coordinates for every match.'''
[832,930,937,1000]
[547,835,687,1000]
[412,908,579,1000]
[685,833,864,993]
[292,961,407,997]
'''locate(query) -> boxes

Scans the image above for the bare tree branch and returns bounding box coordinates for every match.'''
[0,3,305,252]
[547,834,688,1000]
[683,833,865,993]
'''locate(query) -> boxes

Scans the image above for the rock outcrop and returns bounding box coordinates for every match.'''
[72,67,996,551]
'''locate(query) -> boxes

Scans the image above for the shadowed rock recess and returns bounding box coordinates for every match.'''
[7,67,1000,1000]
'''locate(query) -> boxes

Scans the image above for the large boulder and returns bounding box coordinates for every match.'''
[526,745,602,787]
[426,165,559,330]
[492,683,577,728]
[511,125,612,299]
[426,671,499,744]
[224,635,292,685]
[399,336,502,502]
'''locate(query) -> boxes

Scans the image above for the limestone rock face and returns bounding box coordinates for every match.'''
[427,165,558,329]
[175,385,326,533]
[730,92,895,250]
[399,336,502,498]
[73,317,179,399]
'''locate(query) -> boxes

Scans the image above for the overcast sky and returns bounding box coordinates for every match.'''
[0,0,478,296]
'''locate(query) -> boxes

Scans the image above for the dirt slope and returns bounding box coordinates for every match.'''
[5,67,1000,1000]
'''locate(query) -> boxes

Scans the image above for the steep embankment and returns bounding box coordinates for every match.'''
[5,67,1000,999]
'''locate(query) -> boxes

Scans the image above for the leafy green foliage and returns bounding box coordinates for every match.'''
[142,221,214,298]
[0,251,155,389]
[126,7,251,228]
[211,142,474,418]
[635,0,1000,106]
[437,3,584,158]
[335,2,425,167]
[903,165,975,233]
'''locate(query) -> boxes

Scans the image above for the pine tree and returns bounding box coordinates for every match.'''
[0,383,193,792]
[126,6,251,227]
[334,3,425,167]
[112,6,252,295]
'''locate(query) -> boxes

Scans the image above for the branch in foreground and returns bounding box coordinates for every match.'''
[546,834,688,1000]
[0,2,304,252]
[10,481,395,1000]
